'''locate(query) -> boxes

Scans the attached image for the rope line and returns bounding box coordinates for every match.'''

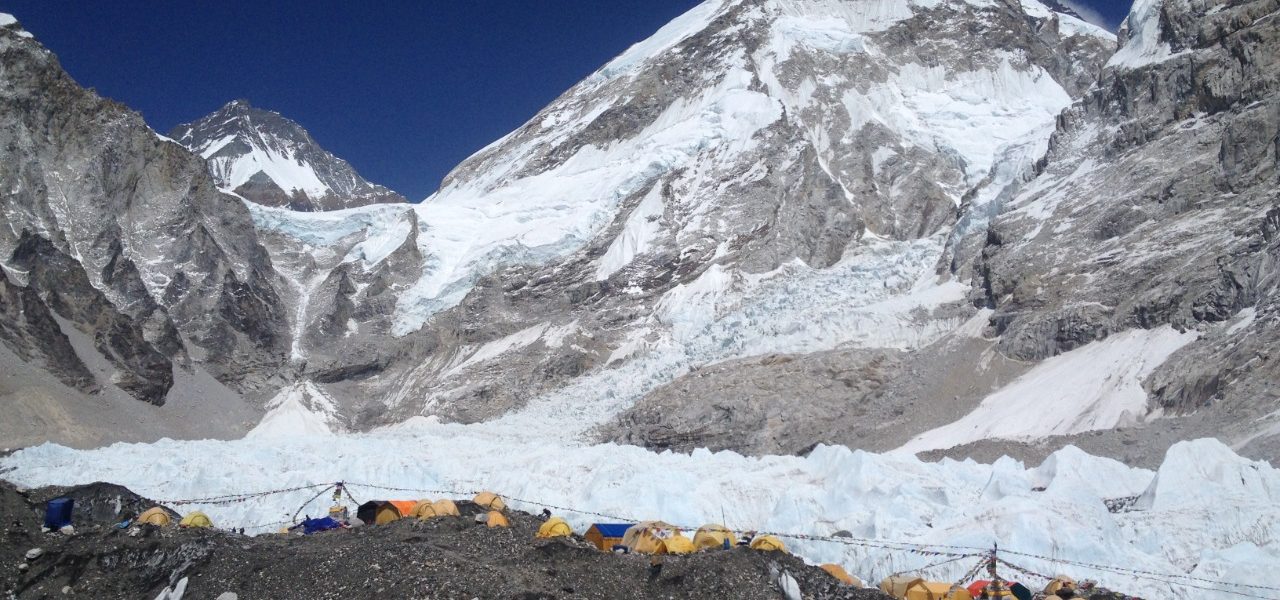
[996,558,1279,600]
[1000,548,1280,593]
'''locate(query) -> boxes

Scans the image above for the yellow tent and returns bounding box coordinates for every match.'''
[692,524,737,551]
[409,500,437,519]
[179,511,213,528]
[137,507,172,527]
[749,535,787,553]
[474,491,506,512]
[537,516,573,538]
[622,521,682,554]
[881,577,971,600]
[486,511,510,528]
[821,564,861,587]
[431,499,461,517]
[1044,576,1077,596]
[662,533,696,554]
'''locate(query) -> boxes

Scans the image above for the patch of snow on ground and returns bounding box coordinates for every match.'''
[202,137,331,199]
[446,324,552,377]
[596,184,665,280]
[898,326,1199,455]
[246,381,342,439]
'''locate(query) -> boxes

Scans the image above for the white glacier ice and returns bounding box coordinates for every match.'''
[2,434,1276,599]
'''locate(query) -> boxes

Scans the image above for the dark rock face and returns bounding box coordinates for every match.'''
[7,233,175,404]
[0,269,96,394]
[0,18,288,422]
[170,100,408,211]
[969,0,1280,436]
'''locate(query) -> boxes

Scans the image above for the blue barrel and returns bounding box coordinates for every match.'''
[44,497,74,530]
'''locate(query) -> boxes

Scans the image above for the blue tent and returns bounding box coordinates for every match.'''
[44,497,74,530]
[302,516,342,535]
[592,524,631,538]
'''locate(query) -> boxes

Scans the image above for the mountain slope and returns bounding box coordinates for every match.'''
[243,0,1125,447]
[171,100,407,211]
[0,15,286,447]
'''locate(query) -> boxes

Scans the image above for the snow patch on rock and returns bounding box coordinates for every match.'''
[898,326,1199,454]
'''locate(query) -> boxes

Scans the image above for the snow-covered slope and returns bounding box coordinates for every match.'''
[171,100,407,211]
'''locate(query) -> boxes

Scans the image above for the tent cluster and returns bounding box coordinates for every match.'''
[353,492,510,531]
[133,507,213,529]
[879,575,1085,600]
[578,521,793,558]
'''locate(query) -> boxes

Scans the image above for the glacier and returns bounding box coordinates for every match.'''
[2,435,1277,599]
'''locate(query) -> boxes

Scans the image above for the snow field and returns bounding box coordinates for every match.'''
[3,437,1277,599]
[897,326,1201,455]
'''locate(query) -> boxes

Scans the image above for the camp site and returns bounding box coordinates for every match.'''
[1,479,1166,600]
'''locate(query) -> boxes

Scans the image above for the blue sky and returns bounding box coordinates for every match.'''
[2,1,1130,200]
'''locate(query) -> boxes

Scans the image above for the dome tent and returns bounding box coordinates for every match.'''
[473,491,506,512]
[409,500,438,519]
[486,511,510,528]
[821,563,861,586]
[692,524,737,551]
[537,516,573,538]
[431,499,461,517]
[749,535,787,552]
[357,500,415,525]
[622,521,687,554]
[137,507,173,527]
[179,511,213,528]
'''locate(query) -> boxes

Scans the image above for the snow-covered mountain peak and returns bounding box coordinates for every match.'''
[171,100,407,211]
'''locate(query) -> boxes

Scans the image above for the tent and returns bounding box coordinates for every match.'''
[622,521,681,554]
[967,581,1026,599]
[474,491,506,512]
[486,511,510,528]
[821,564,861,587]
[662,533,696,554]
[585,523,633,552]
[537,516,573,538]
[692,524,737,551]
[302,516,342,535]
[44,497,73,530]
[408,500,438,519]
[431,499,460,517]
[1044,576,1077,596]
[137,507,173,527]
[357,501,413,525]
[749,535,787,552]
[883,577,972,600]
[179,511,213,528]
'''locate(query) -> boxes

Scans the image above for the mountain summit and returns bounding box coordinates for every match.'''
[170,100,407,211]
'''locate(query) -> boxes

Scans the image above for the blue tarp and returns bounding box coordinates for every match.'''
[44,497,74,530]
[589,523,633,538]
[302,516,342,535]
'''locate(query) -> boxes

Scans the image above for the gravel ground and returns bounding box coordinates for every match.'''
[1,481,891,600]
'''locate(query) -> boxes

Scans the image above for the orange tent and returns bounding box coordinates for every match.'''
[389,501,417,518]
